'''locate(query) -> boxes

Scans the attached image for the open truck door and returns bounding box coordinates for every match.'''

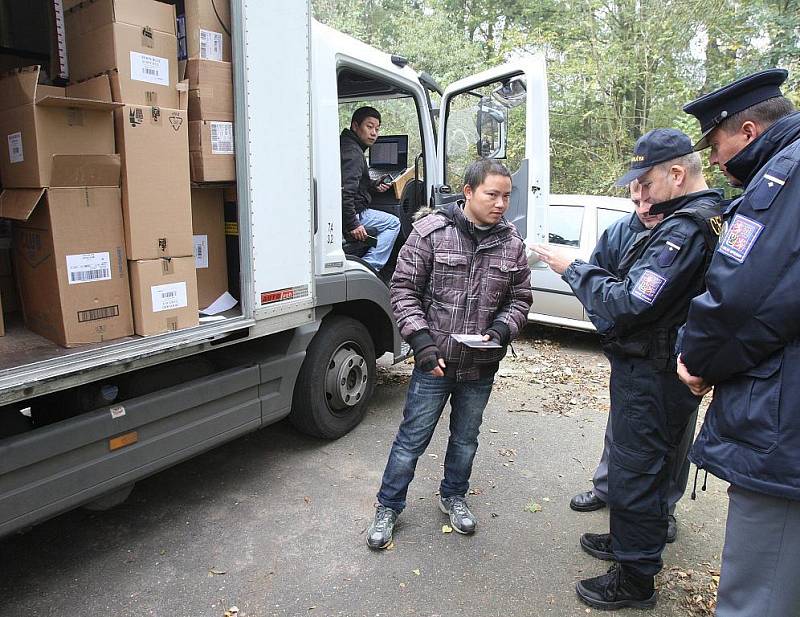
[435,57,549,245]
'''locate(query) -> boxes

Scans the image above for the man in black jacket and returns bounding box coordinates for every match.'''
[534,129,723,610]
[679,68,800,617]
[570,180,697,545]
[340,106,400,272]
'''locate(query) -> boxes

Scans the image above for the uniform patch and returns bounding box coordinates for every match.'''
[718,214,764,263]
[632,269,667,304]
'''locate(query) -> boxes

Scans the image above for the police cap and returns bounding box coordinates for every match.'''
[683,68,789,150]
[615,128,694,187]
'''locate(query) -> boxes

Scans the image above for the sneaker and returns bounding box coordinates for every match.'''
[366,505,398,549]
[439,495,477,535]
[570,489,607,512]
[576,563,657,610]
[666,515,677,543]
[580,532,614,561]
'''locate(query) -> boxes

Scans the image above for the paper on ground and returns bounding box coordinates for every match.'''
[200,291,238,315]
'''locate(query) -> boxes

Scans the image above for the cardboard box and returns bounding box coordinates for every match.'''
[129,257,199,335]
[189,120,235,182]
[191,187,227,308]
[186,59,233,122]
[183,0,231,62]
[0,67,119,188]
[115,105,193,259]
[0,155,134,347]
[66,0,180,108]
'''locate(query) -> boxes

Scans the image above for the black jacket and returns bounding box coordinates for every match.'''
[562,190,723,356]
[340,128,373,232]
[682,112,800,500]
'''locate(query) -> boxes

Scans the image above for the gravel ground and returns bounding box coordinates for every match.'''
[0,326,728,617]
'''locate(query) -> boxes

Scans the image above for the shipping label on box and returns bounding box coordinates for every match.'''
[151,281,188,312]
[66,252,113,284]
[199,29,224,61]
[7,132,23,164]
[210,121,234,154]
[130,51,171,86]
[194,234,209,269]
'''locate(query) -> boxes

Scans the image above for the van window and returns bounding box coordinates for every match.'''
[596,208,629,241]
[548,204,583,247]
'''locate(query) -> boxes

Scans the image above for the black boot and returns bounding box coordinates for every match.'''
[576,563,657,610]
[570,489,606,512]
[580,532,614,560]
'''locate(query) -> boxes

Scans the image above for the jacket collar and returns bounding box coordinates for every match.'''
[341,128,368,152]
[648,189,724,216]
[725,112,800,188]
[443,201,513,244]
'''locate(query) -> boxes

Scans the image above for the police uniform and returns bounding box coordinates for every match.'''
[564,129,724,610]
[682,69,800,617]
[582,213,697,522]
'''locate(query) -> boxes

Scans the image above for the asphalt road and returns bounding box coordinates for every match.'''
[0,327,728,617]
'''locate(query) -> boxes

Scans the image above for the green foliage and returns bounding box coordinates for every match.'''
[313,0,800,196]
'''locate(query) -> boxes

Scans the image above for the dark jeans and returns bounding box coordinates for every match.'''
[607,356,700,577]
[377,367,495,513]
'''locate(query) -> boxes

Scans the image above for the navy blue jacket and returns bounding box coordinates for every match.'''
[590,212,645,276]
[563,191,723,346]
[683,112,800,501]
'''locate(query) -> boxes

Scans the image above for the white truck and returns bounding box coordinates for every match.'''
[0,1,549,536]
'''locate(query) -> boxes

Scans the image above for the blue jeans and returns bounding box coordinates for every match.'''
[377,368,495,513]
[358,208,400,271]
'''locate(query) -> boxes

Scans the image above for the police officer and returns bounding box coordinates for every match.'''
[570,179,697,545]
[679,69,800,617]
[534,128,724,610]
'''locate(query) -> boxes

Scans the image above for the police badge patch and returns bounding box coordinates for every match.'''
[632,269,667,304]
[718,214,764,263]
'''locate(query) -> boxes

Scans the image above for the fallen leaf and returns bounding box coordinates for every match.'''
[386,541,396,550]
[412,569,420,576]
[427,453,439,459]
[524,501,543,513]
[489,428,499,433]
[442,525,453,533]
[208,567,227,576]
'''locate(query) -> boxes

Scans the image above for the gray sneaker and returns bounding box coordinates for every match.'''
[439,495,477,534]
[366,505,398,549]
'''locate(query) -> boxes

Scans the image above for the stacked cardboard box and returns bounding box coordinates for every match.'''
[66,0,199,336]
[0,66,134,346]
[184,0,235,183]
[66,0,181,108]
[191,187,228,309]
[181,0,232,63]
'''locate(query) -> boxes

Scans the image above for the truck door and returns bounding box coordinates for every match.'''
[436,58,549,245]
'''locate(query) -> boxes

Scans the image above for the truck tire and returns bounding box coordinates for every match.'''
[290,315,376,439]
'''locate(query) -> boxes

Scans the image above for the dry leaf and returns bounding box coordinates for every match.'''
[442,524,453,533]
[412,569,420,576]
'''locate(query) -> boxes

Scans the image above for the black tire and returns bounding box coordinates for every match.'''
[289,315,376,439]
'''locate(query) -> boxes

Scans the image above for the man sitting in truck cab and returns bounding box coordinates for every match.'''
[340,106,401,272]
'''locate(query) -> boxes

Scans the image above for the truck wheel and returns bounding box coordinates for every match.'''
[290,315,376,439]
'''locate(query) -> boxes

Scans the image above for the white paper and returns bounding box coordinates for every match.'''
[151,281,188,312]
[130,51,170,86]
[66,252,112,285]
[193,234,209,269]
[450,333,502,349]
[7,132,23,164]
[210,121,234,154]
[200,291,238,316]
[199,28,224,61]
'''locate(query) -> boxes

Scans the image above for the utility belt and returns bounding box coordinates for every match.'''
[601,327,677,369]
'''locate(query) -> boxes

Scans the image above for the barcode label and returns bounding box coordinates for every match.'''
[151,281,188,312]
[194,234,209,269]
[77,305,120,323]
[66,252,112,285]
[130,51,169,86]
[210,121,234,154]
[8,132,23,164]
[199,29,224,61]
